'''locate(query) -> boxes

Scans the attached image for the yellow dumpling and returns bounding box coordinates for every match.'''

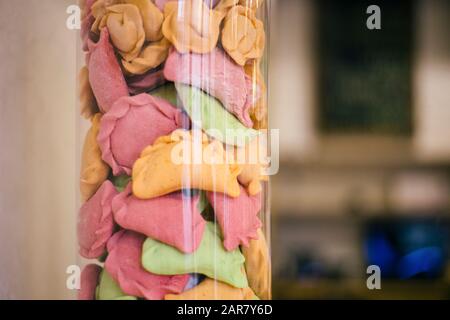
[132,130,242,199]
[228,137,269,196]
[165,278,258,300]
[80,114,110,202]
[221,5,265,66]
[241,229,271,300]
[162,0,226,54]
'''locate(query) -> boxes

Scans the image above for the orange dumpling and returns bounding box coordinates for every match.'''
[162,0,226,53]
[132,130,242,199]
[227,136,269,196]
[165,278,259,300]
[241,229,271,300]
[80,114,110,202]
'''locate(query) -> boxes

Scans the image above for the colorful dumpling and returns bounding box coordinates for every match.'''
[245,59,268,129]
[207,186,262,251]
[95,269,137,300]
[164,48,258,127]
[98,93,189,176]
[80,113,110,202]
[124,0,164,42]
[87,28,129,113]
[228,137,269,196]
[162,0,226,53]
[176,84,259,146]
[78,264,102,300]
[221,5,265,66]
[91,1,167,73]
[165,278,259,300]
[122,38,171,75]
[92,0,164,42]
[104,230,190,300]
[241,228,271,300]
[91,4,143,61]
[142,222,248,288]
[132,130,242,199]
[112,184,206,253]
[77,180,117,259]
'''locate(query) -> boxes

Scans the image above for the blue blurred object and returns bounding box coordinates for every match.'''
[398,223,445,253]
[397,247,443,279]
[365,233,397,276]
[364,219,448,279]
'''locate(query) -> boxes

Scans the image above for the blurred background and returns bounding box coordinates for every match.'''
[0,0,450,299]
[270,0,450,299]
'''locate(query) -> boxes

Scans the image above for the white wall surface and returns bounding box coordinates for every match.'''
[269,0,318,161]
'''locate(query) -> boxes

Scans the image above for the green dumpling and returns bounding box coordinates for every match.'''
[175,84,259,147]
[95,269,137,300]
[150,83,179,107]
[142,222,248,288]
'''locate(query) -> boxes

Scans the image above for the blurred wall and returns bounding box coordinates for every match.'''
[414,0,450,162]
[269,0,450,292]
[0,0,77,299]
[270,0,318,161]
[270,0,450,164]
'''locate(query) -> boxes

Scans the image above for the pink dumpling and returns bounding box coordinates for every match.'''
[207,186,262,251]
[112,184,206,253]
[87,28,129,113]
[164,47,258,127]
[98,93,188,176]
[105,230,190,300]
[77,180,117,259]
[78,264,102,300]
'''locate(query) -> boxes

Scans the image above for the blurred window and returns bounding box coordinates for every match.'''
[318,0,414,135]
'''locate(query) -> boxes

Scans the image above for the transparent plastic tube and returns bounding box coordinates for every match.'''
[76,0,271,300]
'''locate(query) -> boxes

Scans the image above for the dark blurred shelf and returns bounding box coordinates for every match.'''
[273,279,450,300]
